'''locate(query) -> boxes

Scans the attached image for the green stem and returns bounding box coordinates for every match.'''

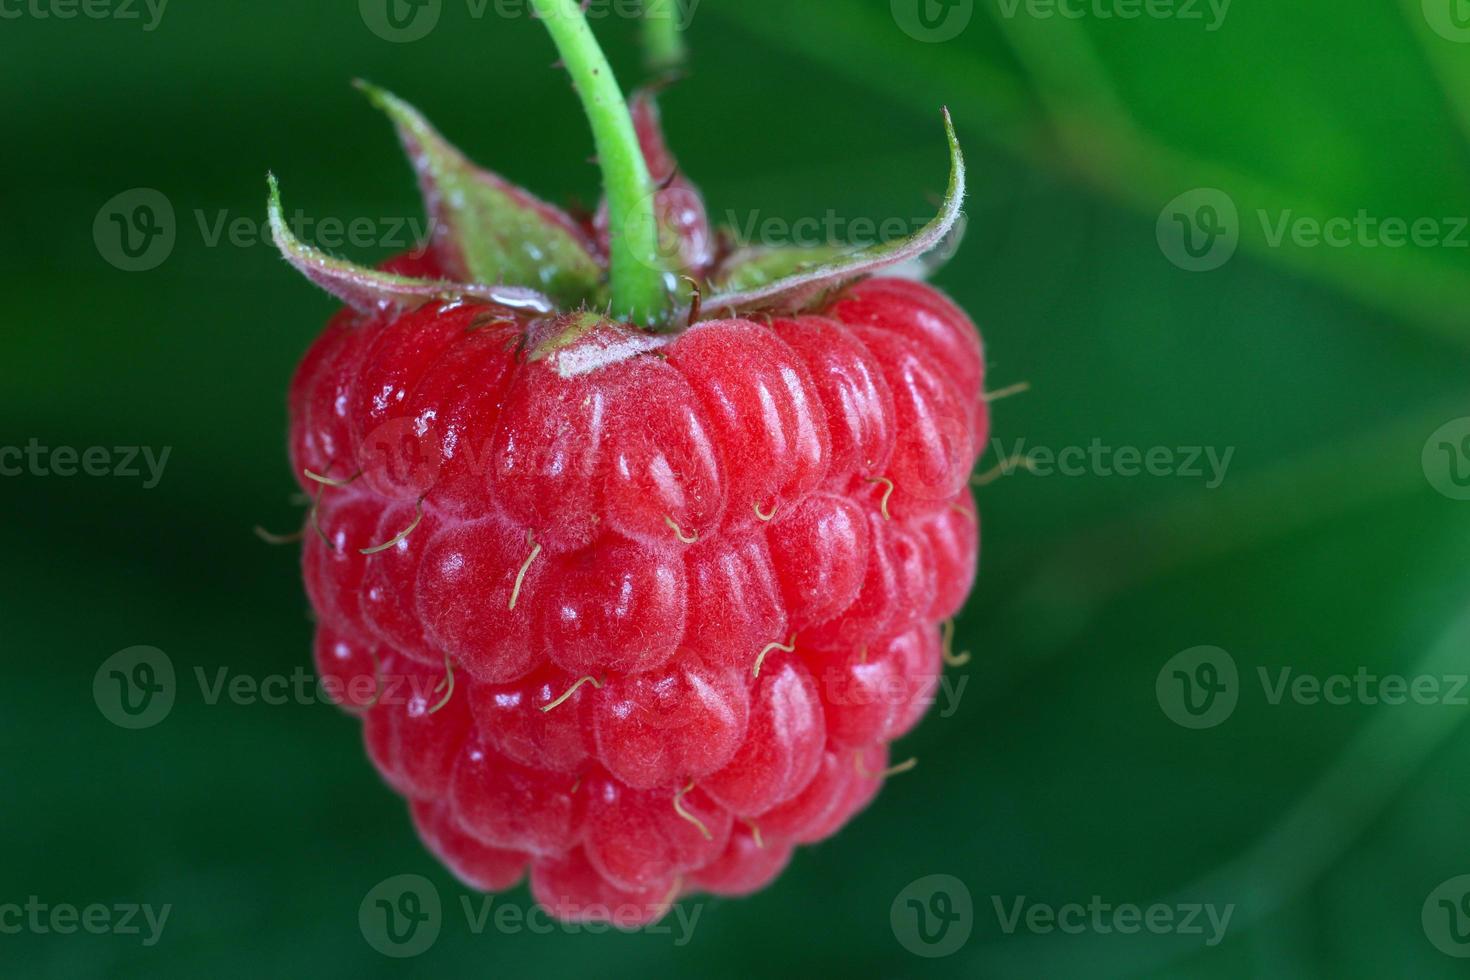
[642,1,687,73]
[529,0,671,328]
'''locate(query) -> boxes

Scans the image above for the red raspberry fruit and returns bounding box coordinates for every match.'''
[270,6,986,927]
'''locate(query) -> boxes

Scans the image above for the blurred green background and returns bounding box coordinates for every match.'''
[5,0,1470,976]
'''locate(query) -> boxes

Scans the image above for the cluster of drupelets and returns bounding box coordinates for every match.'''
[269,275,1007,924]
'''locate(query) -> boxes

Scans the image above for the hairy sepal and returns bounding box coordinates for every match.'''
[704,109,966,318]
[356,81,605,309]
[268,174,554,316]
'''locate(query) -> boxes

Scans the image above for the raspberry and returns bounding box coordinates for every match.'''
[269,1,988,926]
[291,284,984,920]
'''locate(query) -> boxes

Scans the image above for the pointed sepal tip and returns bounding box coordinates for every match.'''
[266,173,554,316]
[705,109,967,317]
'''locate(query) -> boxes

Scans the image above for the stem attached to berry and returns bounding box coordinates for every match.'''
[530,0,672,329]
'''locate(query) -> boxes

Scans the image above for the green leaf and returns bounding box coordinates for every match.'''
[356,80,605,309]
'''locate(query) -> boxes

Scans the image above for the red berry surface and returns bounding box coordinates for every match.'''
[291,271,985,923]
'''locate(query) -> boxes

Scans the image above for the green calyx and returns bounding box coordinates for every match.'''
[703,108,968,317]
[265,173,555,316]
[529,0,673,329]
[268,14,971,341]
[354,80,605,310]
[269,7,680,332]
